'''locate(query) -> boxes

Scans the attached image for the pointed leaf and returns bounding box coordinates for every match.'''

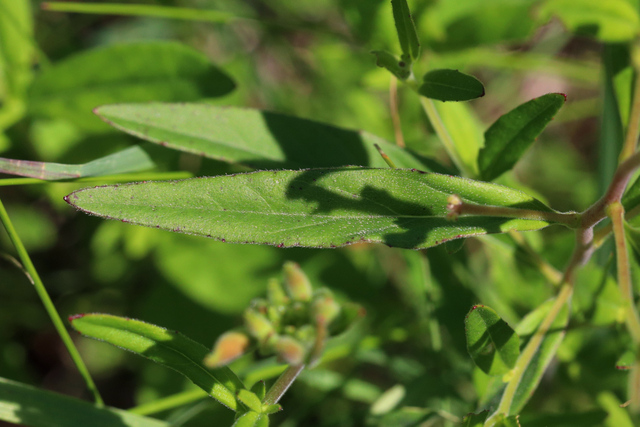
[478,93,566,181]
[237,389,262,413]
[69,313,244,410]
[418,69,485,102]
[64,168,555,250]
[0,376,169,427]
[0,146,154,180]
[28,42,235,131]
[94,104,439,171]
[465,305,520,376]
[391,0,421,61]
[616,349,635,370]
[463,411,489,426]
[371,50,411,80]
[538,0,640,42]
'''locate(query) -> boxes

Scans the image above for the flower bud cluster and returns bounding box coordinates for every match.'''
[204,261,363,369]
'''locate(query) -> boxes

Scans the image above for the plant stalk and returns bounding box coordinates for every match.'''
[262,364,305,405]
[0,197,103,406]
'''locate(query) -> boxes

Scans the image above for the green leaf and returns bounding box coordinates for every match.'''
[463,411,488,426]
[0,376,169,427]
[465,305,520,376]
[28,42,235,131]
[622,175,640,213]
[0,146,154,180]
[511,299,569,413]
[94,104,439,171]
[232,411,269,427]
[237,389,263,413]
[391,0,421,61]
[69,313,244,411]
[478,93,566,182]
[538,0,640,42]
[64,168,555,250]
[418,69,485,102]
[371,407,434,426]
[492,414,522,427]
[616,349,635,370]
[371,50,411,80]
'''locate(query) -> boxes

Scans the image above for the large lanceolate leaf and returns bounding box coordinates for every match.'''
[28,42,235,131]
[69,314,244,411]
[65,168,555,250]
[0,377,169,427]
[478,93,566,181]
[94,104,440,171]
[465,305,520,376]
[0,146,154,180]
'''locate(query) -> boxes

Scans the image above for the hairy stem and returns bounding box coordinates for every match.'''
[262,364,305,405]
[0,197,103,406]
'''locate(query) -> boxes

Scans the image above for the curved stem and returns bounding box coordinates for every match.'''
[0,197,103,406]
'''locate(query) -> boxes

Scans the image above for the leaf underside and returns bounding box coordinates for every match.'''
[65,168,554,250]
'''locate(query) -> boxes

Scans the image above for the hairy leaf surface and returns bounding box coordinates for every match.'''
[65,168,555,250]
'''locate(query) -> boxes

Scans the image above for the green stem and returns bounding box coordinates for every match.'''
[0,197,103,406]
[262,364,305,405]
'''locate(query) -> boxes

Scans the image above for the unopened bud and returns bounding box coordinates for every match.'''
[312,291,341,326]
[267,278,289,305]
[204,331,250,368]
[244,308,275,344]
[446,194,463,220]
[283,261,313,301]
[275,336,307,366]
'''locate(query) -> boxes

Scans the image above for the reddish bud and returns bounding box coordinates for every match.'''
[204,331,250,368]
[283,261,313,301]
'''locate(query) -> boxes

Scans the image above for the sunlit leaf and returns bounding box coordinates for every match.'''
[232,411,269,427]
[64,168,555,250]
[69,313,244,411]
[478,93,566,181]
[465,305,520,376]
[418,69,485,102]
[28,42,235,131]
[0,146,154,180]
[0,376,169,427]
[94,104,439,171]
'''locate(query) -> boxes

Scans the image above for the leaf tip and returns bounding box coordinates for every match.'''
[68,313,85,323]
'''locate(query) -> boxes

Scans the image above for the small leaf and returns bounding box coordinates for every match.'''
[391,0,421,61]
[250,381,266,401]
[0,376,169,427]
[232,411,269,427]
[492,414,522,427]
[371,407,434,426]
[261,404,282,415]
[94,104,439,171]
[616,349,635,370]
[478,93,566,181]
[538,0,640,43]
[237,389,262,413]
[370,384,406,415]
[465,305,520,376]
[64,168,556,250]
[69,313,244,411]
[463,411,489,426]
[0,146,154,180]
[371,50,411,80]
[418,69,485,102]
[28,42,235,131]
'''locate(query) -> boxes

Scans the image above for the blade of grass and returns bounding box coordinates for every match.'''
[0,171,193,187]
[0,197,103,406]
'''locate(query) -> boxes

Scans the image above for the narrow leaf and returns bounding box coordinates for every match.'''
[465,305,520,376]
[478,93,566,181]
[418,69,485,102]
[69,313,244,411]
[511,300,569,413]
[237,389,262,413]
[538,0,640,43]
[0,376,169,427]
[94,104,440,171]
[28,42,235,131]
[64,168,556,250]
[0,146,154,180]
[371,50,411,80]
[391,0,421,61]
